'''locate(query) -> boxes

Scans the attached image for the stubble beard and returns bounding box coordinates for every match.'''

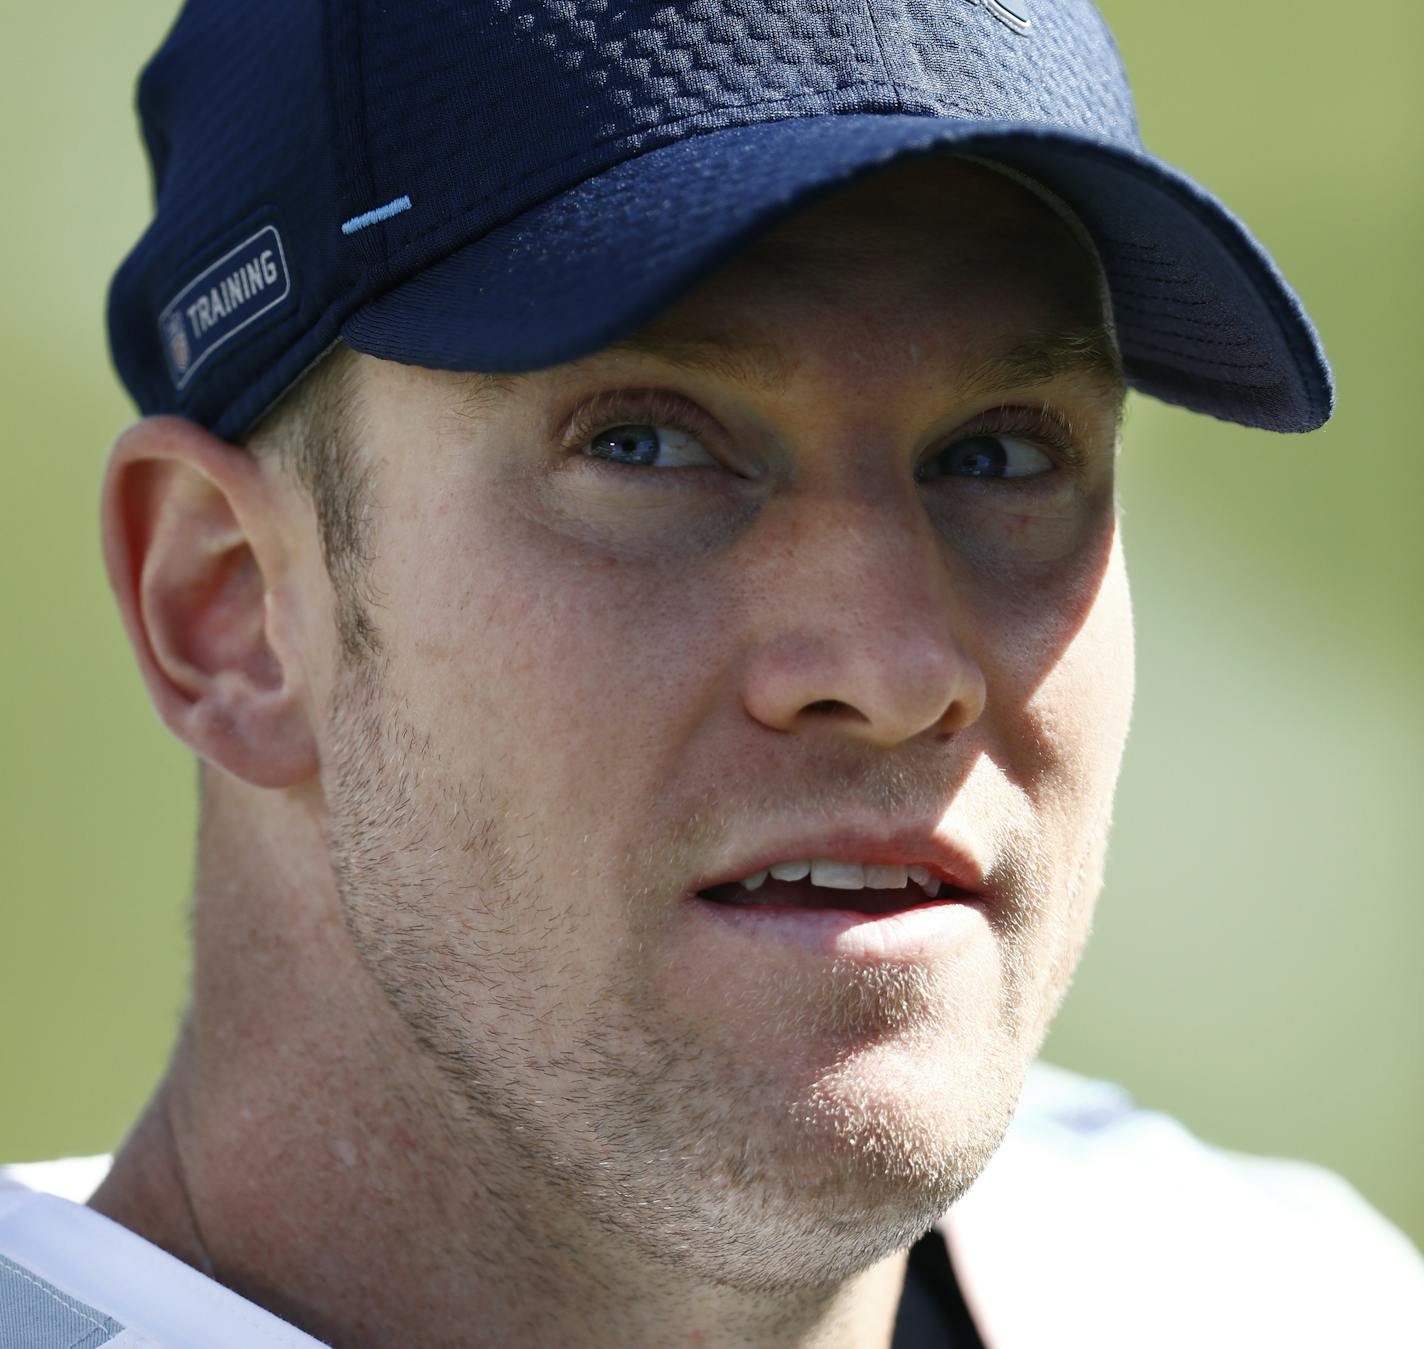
[321,653,1098,1294]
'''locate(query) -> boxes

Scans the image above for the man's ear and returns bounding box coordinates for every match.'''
[100,415,319,789]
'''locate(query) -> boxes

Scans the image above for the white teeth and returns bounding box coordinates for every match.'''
[769,860,812,882]
[906,865,941,898]
[734,858,942,896]
[810,859,866,889]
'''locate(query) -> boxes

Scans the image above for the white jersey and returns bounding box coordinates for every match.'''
[3,1061,1421,1347]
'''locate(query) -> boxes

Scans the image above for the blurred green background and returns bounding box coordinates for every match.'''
[2,0,1419,1252]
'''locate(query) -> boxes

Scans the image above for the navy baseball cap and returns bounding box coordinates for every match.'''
[108,0,1334,444]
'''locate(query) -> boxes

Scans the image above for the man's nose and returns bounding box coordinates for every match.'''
[737,490,987,749]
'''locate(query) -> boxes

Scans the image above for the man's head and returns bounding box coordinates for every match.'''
[102,153,1132,1286]
[97,0,1330,1323]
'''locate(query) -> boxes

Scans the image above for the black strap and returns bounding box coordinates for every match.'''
[890,1224,987,1348]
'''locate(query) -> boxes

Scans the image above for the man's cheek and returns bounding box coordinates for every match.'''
[433,557,720,789]
[1049,542,1134,773]
[969,589,1131,925]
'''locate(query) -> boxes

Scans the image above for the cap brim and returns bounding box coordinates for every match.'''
[342,114,1333,433]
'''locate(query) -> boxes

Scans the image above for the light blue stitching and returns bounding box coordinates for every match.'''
[340,194,413,235]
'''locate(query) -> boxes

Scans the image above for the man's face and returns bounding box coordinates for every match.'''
[312,157,1133,1284]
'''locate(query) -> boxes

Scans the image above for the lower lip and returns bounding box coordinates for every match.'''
[685,894,990,961]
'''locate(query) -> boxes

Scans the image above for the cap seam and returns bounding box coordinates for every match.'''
[1115,324,1257,349]
[325,0,384,273]
[351,0,387,272]
[860,2,907,114]
[1127,341,1270,373]
[1112,288,1214,306]
[1126,360,1284,428]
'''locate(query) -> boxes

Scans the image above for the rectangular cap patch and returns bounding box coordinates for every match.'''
[159,224,291,390]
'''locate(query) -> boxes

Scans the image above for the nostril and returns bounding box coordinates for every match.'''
[938,697,979,737]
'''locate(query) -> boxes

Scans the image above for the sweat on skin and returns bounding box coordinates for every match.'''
[91,156,1133,1349]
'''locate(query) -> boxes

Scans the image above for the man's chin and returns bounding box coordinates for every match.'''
[791,1073,1017,1209]
[645,1056,1021,1277]
[633,1113,1008,1294]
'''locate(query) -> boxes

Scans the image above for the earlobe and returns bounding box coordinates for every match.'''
[100,416,319,789]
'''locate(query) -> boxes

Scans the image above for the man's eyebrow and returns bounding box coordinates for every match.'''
[961,322,1125,402]
[593,319,1124,401]
[448,325,797,419]
[596,324,799,394]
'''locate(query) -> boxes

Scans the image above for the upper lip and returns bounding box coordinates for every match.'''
[689,823,989,896]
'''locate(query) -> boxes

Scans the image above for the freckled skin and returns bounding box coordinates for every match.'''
[93,157,1134,1349]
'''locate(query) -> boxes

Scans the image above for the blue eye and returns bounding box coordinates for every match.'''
[919,434,1054,481]
[584,422,717,469]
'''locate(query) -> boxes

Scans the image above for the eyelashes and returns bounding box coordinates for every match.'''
[560,388,722,463]
[954,403,1085,469]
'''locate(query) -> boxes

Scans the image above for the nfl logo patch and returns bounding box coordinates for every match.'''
[164,310,191,376]
[156,223,292,391]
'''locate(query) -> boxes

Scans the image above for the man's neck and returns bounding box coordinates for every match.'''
[90,1041,910,1348]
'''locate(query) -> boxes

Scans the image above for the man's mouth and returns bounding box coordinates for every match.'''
[686,850,990,961]
[696,859,976,916]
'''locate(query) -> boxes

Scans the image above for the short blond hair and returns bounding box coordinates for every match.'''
[240,340,380,665]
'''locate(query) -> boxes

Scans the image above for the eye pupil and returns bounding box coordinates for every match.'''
[948,435,1007,478]
[591,423,660,466]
